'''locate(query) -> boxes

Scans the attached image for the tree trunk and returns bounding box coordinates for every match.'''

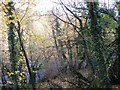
[110,1,120,85]
[88,2,110,87]
[3,1,19,89]
[17,21,36,90]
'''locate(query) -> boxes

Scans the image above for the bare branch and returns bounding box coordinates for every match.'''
[19,3,29,23]
[59,0,83,29]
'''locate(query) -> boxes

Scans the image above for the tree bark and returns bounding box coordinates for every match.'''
[17,21,36,90]
[88,2,110,87]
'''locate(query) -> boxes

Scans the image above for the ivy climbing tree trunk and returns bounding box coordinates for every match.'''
[2,1,19,89]
[17,21,36,90]
[88,1,110,87]
[2,1,36,90]
[110,1,120,84]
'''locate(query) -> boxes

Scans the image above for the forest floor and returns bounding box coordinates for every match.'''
[36,65,92,88]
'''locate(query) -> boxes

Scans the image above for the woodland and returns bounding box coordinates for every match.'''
[0,0,120,90]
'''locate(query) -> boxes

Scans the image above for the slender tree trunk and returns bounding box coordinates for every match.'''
[1,64,7,90]
[54,18,67,64]
[66,39,73,66]
[17,21,36,90]
[52,28,62,60]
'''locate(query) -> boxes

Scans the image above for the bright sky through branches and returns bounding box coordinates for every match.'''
[1,0,116,14]
[33,0,117,14]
